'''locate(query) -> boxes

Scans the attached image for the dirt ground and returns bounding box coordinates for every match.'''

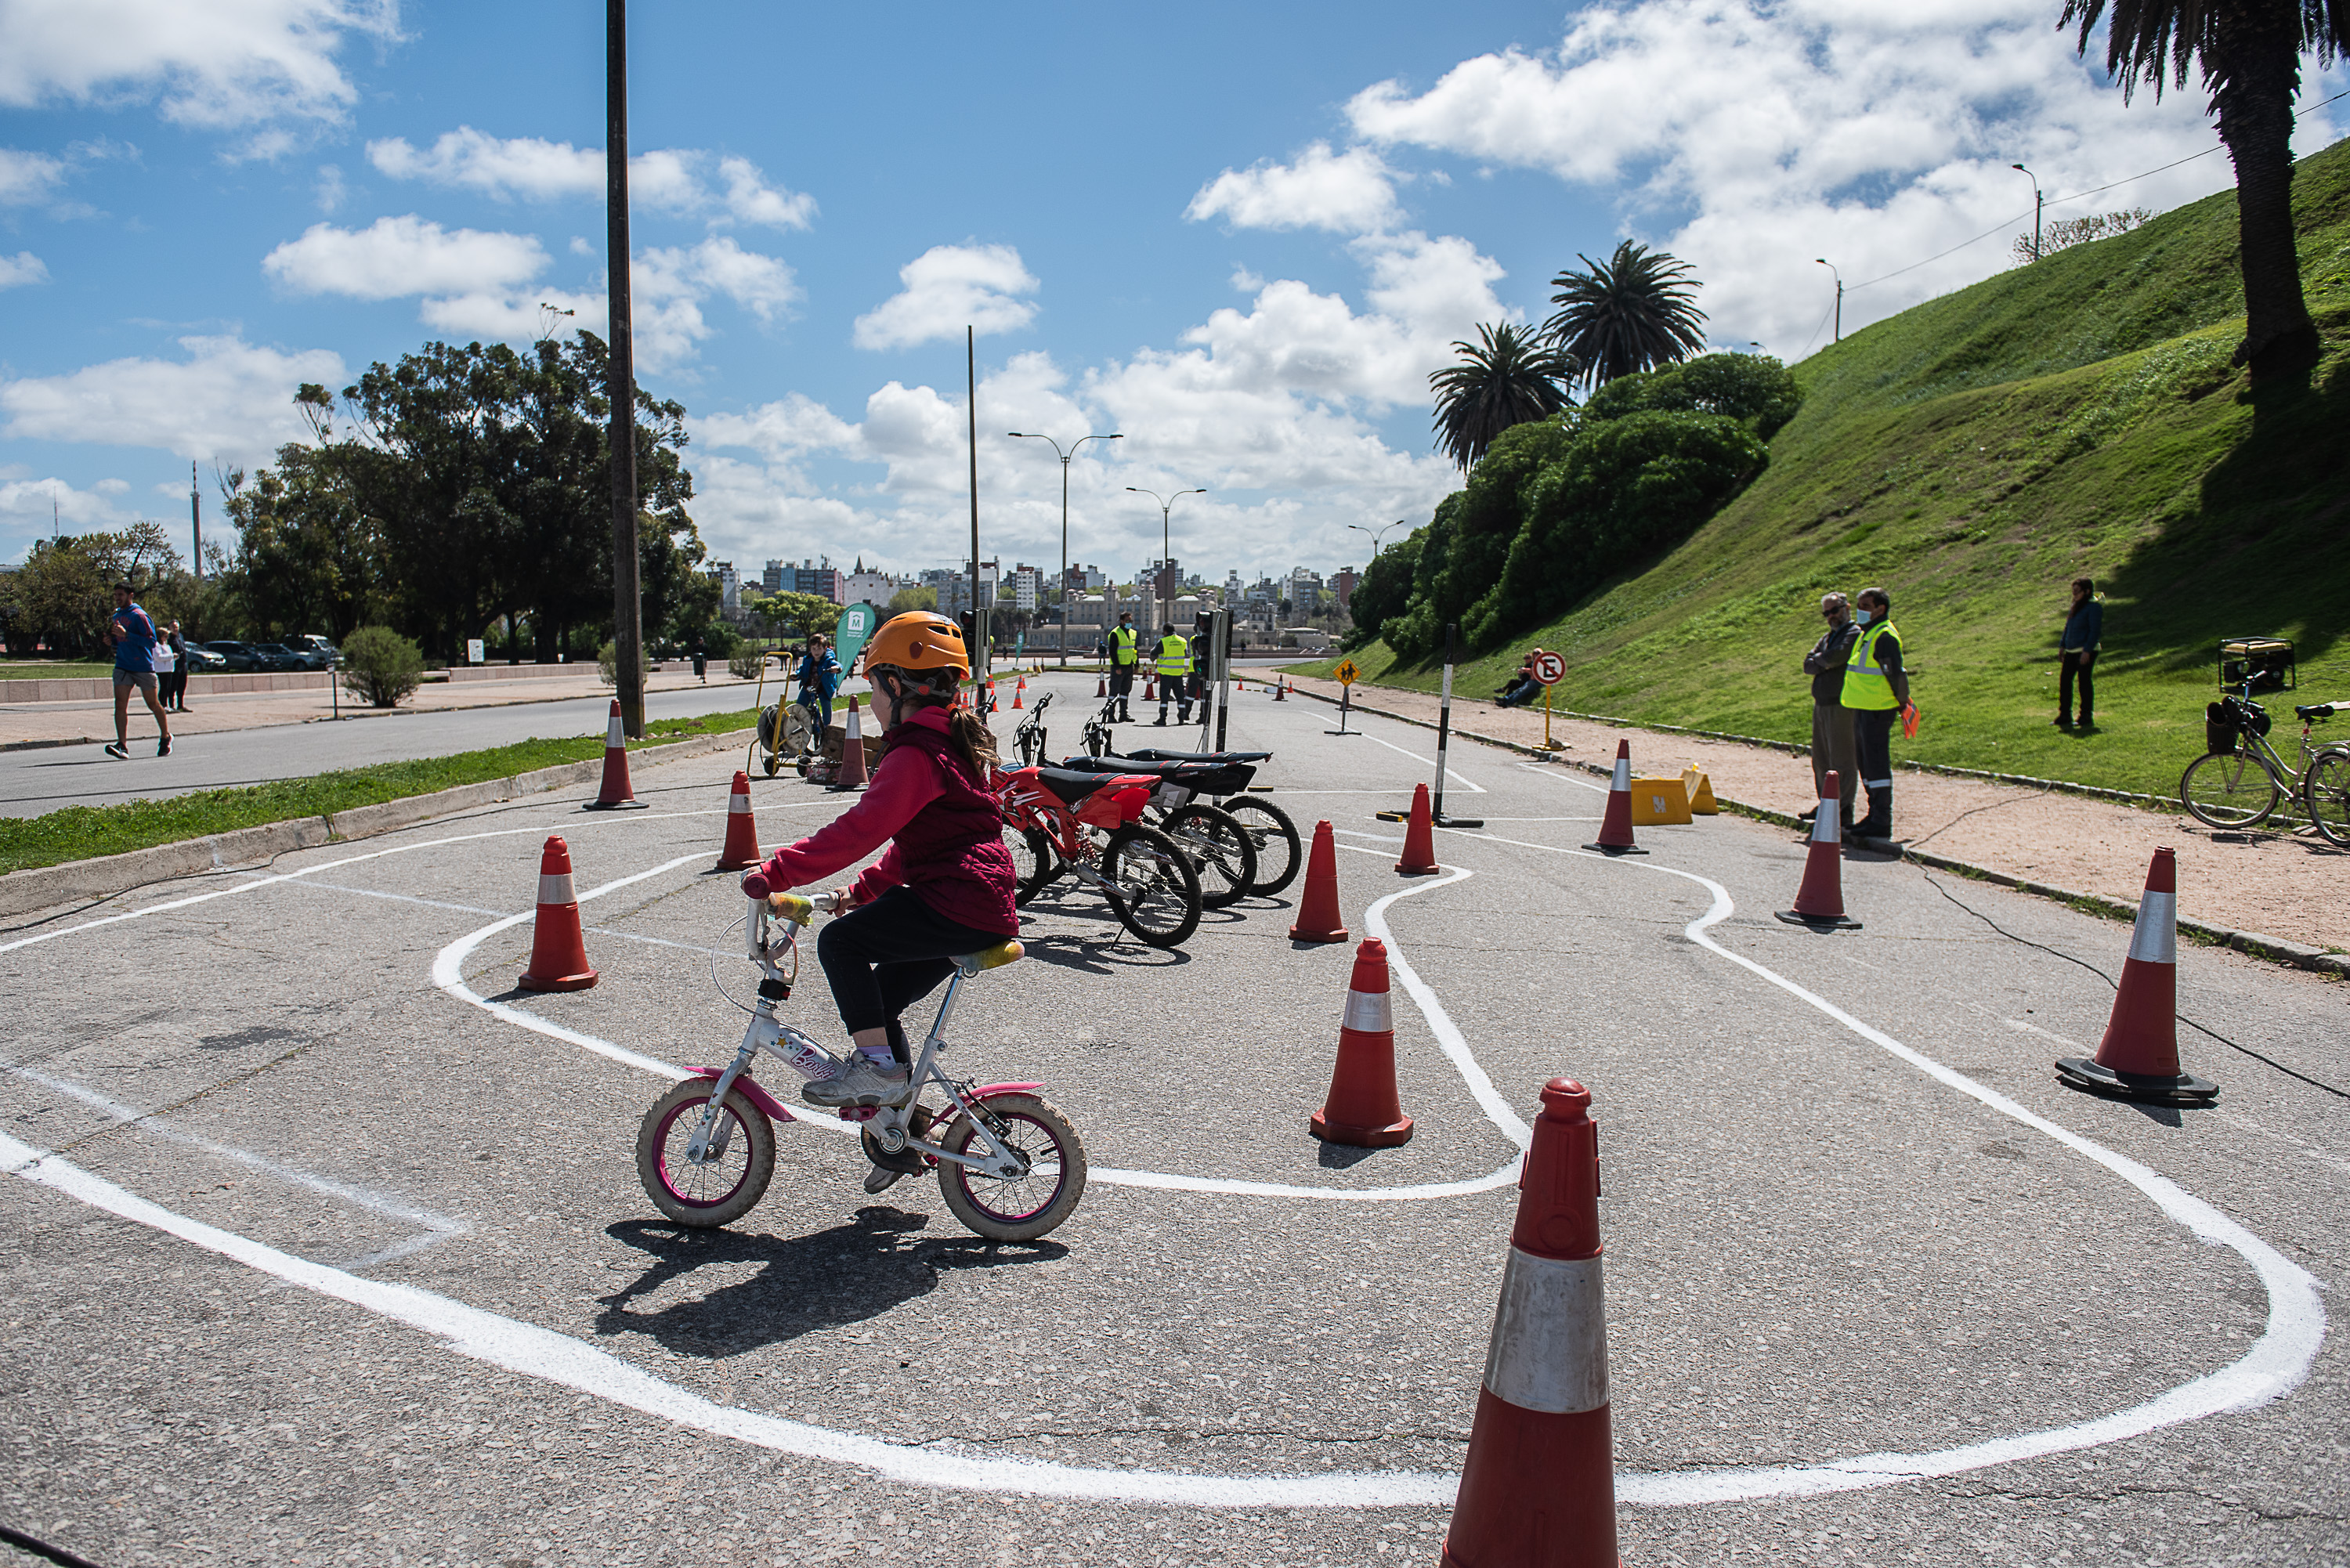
[1283,674,2347,961]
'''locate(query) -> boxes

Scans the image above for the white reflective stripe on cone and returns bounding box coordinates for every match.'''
[728,793,750,813]
[537,873,577,906]
[1810,808,1838,844]
[606,716,625,746]
[1342,990,1394,1033]
[1611,760,1630,789]
[2128,891,2178,965]
[1482,1249,1608,1414]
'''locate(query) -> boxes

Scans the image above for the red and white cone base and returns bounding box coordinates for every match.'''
[2055,848,2215,1105]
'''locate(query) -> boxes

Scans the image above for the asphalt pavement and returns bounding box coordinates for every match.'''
[3,669,2344,1567]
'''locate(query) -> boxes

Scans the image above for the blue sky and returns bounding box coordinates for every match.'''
[2,1,2338,587]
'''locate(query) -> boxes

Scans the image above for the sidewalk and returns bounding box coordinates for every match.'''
[0,667,757,747]
[1285,675,2347,962]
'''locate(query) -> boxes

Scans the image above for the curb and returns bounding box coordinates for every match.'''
[1286,685,2347,980]
[0,727,754,920]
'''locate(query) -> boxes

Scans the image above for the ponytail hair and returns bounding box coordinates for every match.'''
[945,706,1000,777]
[873,664,1000,779]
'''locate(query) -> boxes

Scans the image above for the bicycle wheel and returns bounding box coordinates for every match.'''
[1003,822,1058,904]
[2304,748,2350,848]
[2180,750,2280,829]
[1161,803,1256,909]
[635,1078,776,1228]
[1217,796,1302,895]
[1100,823,1203,947]
[937,1093,1088,1243]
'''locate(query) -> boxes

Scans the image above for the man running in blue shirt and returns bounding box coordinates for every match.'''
[103,582,173,759]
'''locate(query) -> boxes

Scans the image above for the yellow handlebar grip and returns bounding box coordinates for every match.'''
[768,893,815,925]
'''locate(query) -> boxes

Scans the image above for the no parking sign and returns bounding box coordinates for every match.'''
[1531,650,1566,685]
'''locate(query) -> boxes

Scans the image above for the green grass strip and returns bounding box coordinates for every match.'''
[0,708,757,876]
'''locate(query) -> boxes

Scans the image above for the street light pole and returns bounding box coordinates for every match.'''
[1814,258,1842,344]
[2011,162,2044,261]
[1009,429,1121,667]
[1347,518,1404,558]
[1126,488,1204,620]
[605,0,644,737]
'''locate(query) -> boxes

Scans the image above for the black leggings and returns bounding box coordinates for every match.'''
[815,886,1013,1061]
[2060,650,2095,722]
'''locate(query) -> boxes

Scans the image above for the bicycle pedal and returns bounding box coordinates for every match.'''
[837,1105,880,1123]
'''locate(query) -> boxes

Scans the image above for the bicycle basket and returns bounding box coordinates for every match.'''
[2208,697,2269,753]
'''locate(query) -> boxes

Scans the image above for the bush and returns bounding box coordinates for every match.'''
[1581,352,1802,441]
[340,626,425,708]
[728,644,772,681]
[596,638,650,688]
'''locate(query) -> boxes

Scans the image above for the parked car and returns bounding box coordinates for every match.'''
[181,644,228,671]
[249,642,310,672]
[292,634,341,667]
[202,641,269,672]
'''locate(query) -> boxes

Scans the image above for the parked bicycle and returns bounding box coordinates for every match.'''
[635,890,1087,1242]
[1012,690,1056,768]
[994,764,1204,946]
[1054,753,1264,907]
[1094,746,1303,898]
[2181,689,2348,847]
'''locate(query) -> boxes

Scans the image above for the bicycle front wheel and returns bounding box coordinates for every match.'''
[938,1093,1088,1243]
[1100,823,1203,947]
[1161,803,1256,909]
[2180,750,2280,829]
[2304,748,2350,848]
[636,1078,776,1228]
[1217,797,1302,895]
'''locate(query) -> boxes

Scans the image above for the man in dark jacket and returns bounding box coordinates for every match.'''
[1801,593,1860,828]
[2057,578,2102,728]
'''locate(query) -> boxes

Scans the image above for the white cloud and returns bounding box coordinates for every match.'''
[0,335,346,464]
[0,251,49,289]
[262,214,548,299]
[1185,142,1403,233]
[0,0,401,132]
[1346,0,2273,349]
[0,147,67,204]
[366,128,815,227]
[853,244,1038,352]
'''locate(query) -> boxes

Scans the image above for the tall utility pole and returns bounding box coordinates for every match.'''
[605,0,645,737]
[1009,429,1121,666]
[1125,486,1205,618]
[1814,258,1842,343]
[190,461,203,580]
[2010,163,2044,262]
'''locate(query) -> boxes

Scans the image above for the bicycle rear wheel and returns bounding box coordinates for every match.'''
[2180,750,2280,829]
[1100,823,1202,947]
[1003,822,1058,904]
[2304,749,2350,848]
[1160,803,1256,909]
[1217,797,1302,895]
[937,1093,1087,1243]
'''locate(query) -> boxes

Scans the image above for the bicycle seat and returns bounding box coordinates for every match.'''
[1032,765,1126,804]
[1060,754,1257,793]
[956,940,1024,976]
[2295,703,2337,721]
[1119,747,1273,764]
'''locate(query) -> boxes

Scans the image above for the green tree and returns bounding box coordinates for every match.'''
[219,445,383,639]
[1342,531,1424,650]
[5,526,180,657]
[1428,323,1576,471]
[2061,0,2348,381]
[888,585,937,614]
[1579,352,1802,440]
[763,590,843,640]
[1395,420,1574,655]
[1542,240,1710,389]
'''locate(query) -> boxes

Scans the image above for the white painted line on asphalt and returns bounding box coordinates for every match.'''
[0,1128,1454,1510]
[1356,731,1486,793]
[1436,825,2329,1506]
[4,1063,467,1266]
[1514,761,1610,795]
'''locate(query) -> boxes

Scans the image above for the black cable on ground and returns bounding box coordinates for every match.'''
[0,1523,105,1568]
[1922,869,2350,1101]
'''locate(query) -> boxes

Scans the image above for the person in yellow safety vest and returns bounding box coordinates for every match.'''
[1839,585,1914,844]
[1106,612,1140,722]
[1153,624,1194,725]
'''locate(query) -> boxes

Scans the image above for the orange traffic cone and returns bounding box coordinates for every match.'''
[2055,847,2217,1105]
[1442,1078,1619,1568]
[584,699,644,810]
[519,836,598,992]
[1774,768,1860,930]
[1143,673,1157,703]
[1287,820,1349,944]
[1310,939,1414,1147]
[830,696,870,792]
[1013,677,1026,710]
[1274,679,1287,702]
[1582,738,1645,854]
[714,771,761,870]
[1097,674,1108,697]
[1395,782,1439,875]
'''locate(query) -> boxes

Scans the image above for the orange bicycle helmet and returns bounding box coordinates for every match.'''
[861,612,968,688]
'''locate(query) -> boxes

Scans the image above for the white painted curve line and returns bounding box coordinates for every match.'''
[1514,761,1609,795]
[1357,731,1486,793]
[0,1129,1453,1511]
[1437,826,2329,1506]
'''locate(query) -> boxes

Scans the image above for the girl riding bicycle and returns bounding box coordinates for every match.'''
[740,612,1018,1116]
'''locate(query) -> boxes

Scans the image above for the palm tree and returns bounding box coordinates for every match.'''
[2062,0,2348,381]
[1542,240,1709,388]
[1428,323,1575,471]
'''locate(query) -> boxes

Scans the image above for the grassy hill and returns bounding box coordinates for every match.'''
[1306,136,2350,800]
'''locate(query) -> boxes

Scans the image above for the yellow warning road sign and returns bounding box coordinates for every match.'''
[1332,659,1360,686]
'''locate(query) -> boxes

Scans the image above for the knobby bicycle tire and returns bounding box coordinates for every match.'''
[1100,823,1203,947]
[1159,802,1256,909]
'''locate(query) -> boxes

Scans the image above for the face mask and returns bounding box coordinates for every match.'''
[1855,608,1876,626]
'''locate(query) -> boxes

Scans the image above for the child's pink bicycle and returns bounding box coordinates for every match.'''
[634,891,1087,1243]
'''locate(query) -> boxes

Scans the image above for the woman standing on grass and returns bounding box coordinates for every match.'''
[2057,578,2102,730]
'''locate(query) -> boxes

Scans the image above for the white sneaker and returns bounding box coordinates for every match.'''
[802,1054,912,1108]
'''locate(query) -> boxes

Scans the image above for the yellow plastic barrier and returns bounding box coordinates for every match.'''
[1680,765,1719,815]
[1629,777,1693,826]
